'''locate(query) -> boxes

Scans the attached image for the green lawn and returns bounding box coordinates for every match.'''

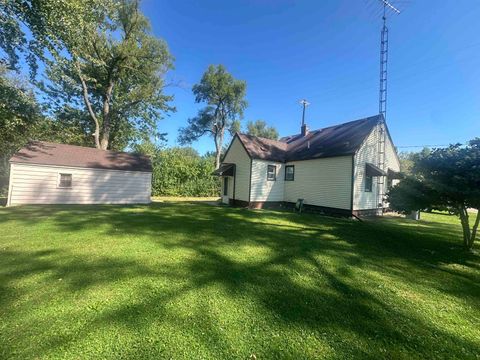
[0,202,478,359]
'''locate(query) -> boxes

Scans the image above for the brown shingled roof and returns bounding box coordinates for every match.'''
[237,133,288,162]
[235,115,382,162]
[10,141,152,172]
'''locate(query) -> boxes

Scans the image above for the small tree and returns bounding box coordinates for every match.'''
[388,139,480,250]
[178,64,247,168]
[246,120,279,140]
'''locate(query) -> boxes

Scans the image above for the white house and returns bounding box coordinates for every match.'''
[214,115,401,217]
[7,141,152,206]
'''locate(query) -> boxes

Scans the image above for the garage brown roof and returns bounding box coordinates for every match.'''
[10,141,152,172]
[235,115,382,162]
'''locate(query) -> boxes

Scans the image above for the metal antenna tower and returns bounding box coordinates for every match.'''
[377,0,400,213]
[379,0,400,120]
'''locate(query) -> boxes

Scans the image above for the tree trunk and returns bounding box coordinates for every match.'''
[76,63,101,149]
[458,205,479,250]
[212,126,226,169]
[469,209,480,249]
[458,206,471,249]
[100,82,114,150]
[214,135,221,169]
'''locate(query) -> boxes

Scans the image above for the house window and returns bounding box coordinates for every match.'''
[58,173,72,188]
[365,175,373,192]
[267,165,276,181]
[223,177,229,196]
[285,165,295,181]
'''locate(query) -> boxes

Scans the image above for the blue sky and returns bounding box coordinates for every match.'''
[142,0,480,154]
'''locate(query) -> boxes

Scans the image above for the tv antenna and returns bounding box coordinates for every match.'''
[300,99,310,128]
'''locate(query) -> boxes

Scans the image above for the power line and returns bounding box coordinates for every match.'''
[397,144,449,148]
[397,143,467,149]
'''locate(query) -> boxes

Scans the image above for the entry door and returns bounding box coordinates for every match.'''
[222,177,230,204]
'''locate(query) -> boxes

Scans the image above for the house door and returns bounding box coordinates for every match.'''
[222,177,230,204]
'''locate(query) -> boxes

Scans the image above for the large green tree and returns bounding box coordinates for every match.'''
[0,0,108,76]
[0,66,41,193]
[388,139,480,250]
[1,0,174,151]
[178,65,247,168]
[246,120,279,140]
[44,0,173,150]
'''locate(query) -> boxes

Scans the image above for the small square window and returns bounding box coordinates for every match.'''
[59,173,72,188]
[267,165,276,181]
[285,165,295,181]
[365,175,373,192]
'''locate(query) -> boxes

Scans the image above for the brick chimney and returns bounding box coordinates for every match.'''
[301,124,309,137]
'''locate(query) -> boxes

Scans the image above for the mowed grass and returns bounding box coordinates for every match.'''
[0,202,479,359]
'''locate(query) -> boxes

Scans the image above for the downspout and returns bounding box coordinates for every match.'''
[232,164,236,202]
[248,158,252,206]
[350,155,355,216]
[6,162,14,207]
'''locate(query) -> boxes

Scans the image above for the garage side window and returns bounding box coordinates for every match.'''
[267,165,276,181]
[58,173,72,188]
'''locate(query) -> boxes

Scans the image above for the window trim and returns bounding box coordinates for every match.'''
[284,165,295,181]
[267,165,276,181]
[58,173,73,189]
[365,175,373,192]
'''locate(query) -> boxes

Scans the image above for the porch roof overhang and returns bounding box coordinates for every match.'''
[212,163,235,176]
[365,162,387,177]
[387,168,402,179]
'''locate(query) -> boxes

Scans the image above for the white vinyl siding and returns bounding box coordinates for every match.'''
[250,160,284,202]
[284,156,353,210]
[353,122,400,210]
[385,133,401,173]
[8,163,151,206]
[222,136,251,202]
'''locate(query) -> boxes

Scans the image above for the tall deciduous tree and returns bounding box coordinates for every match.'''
[178,65,247,168]
[44,0,174,150]
[0,0,109,77]
[1,0,174,151]
[388,139,480,250]
[0,66,41,193]
[246,120,279,140]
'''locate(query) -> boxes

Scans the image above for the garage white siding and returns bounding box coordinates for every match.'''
[353,123,400,210]
[284,156,353,210]
[8,163,151,206]
[222,136,251,202]
[250,160,284,202]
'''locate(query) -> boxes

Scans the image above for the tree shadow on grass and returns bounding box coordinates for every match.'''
[0,203,479,358]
